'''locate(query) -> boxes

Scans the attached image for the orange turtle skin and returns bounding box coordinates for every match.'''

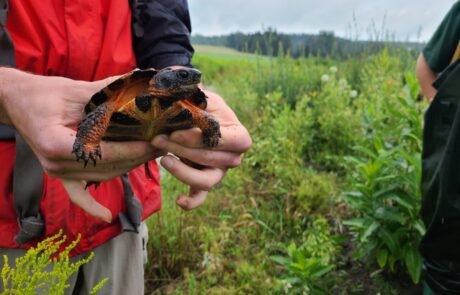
[72,67,221,167]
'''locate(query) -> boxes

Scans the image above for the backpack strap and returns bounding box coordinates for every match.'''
[13,134,45,244]
[0,0,45,244]
[0,0,14,67]
[0,0,15,140]
[118,173,143,233]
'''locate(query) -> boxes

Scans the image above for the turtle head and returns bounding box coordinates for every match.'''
[149,67,202,99]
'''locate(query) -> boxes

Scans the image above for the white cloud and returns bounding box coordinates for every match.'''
[189,0,457,41]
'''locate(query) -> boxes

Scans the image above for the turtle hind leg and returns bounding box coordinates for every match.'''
[73,103,114,167]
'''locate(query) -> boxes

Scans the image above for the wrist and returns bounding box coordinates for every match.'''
[0,67,34,126]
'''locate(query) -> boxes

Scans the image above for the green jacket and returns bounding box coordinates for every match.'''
[421,3,460,293]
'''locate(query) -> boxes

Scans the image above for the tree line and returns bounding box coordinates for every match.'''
[192,29,423,59]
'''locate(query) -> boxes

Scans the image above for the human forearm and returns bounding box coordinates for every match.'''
[0,68,165,221]
[133,0,194,69]
[416,53,438,102]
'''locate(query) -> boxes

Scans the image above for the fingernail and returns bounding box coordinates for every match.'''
[152,135,168,148]
[177,198,187,206]
[162,156,174,168]
[177,197,189,209]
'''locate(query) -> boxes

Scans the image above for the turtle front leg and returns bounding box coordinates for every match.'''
[197,114,221,148]
[73,103,114,167]
[172,101,221,148]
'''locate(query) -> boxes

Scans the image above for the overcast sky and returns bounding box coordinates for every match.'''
[189,0,457,42]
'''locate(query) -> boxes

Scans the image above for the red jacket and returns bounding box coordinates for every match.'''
[0,0,163,255]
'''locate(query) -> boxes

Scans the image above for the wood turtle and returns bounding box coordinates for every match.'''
[72,67,221,167]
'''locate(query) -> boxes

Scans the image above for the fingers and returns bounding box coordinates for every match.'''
[166,125,252,153]
[176,189,208,211]
[160,155,226,191]
[36,127,163,179]
[99,139,160,163]
[60,179,112,223]
[39,127,157,162]
[42,142,165,180]
[153,135,241,168]
[44,154,152,181]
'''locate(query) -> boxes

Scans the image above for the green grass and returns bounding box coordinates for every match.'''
[193,44,260,59]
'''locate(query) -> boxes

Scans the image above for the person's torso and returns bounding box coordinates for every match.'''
[0,0,161,255]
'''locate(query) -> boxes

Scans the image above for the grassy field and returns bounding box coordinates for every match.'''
[193,44,258,59]
[145,45,426,294]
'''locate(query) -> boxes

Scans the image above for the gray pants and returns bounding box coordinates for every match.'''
[0,223,149,295]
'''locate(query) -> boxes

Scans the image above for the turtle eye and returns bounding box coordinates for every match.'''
[177,70,189,79]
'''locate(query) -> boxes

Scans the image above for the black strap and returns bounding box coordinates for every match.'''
[118,174,143,233]
[0,0,15,140]
[13,134,45,244]
[0,0,14,67]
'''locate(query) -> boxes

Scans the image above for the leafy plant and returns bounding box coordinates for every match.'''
[1,231,107,294]
[271,217,339,294]
[343,72,425,283]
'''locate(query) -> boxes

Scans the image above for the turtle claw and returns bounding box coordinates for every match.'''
[203,134,220,148]
[72,141,102,167]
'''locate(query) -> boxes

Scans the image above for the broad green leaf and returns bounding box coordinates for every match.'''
[391,195,415,211]
[388,255,396,272]
[311,264,334,279]
[379,229,398,254]
[374,208,406,224]
[376,248,388,268]
[270,255,290,266]
[413,220,426,236]
[404,246,422,284]
[373,185,400,199]
[343,218,366,228]
[360,221,379,242]
[287,242,297,257]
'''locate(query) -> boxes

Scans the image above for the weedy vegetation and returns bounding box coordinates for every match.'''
[0,231,107,295]
[145,45,427,294]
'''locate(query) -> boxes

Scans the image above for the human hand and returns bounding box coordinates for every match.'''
[152,89,252,210]
[0,68,162,221]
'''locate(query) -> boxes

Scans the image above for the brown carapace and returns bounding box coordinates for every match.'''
[72,67,221,167]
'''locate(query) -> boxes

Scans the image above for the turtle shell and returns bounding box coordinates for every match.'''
[73,67,221,166]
